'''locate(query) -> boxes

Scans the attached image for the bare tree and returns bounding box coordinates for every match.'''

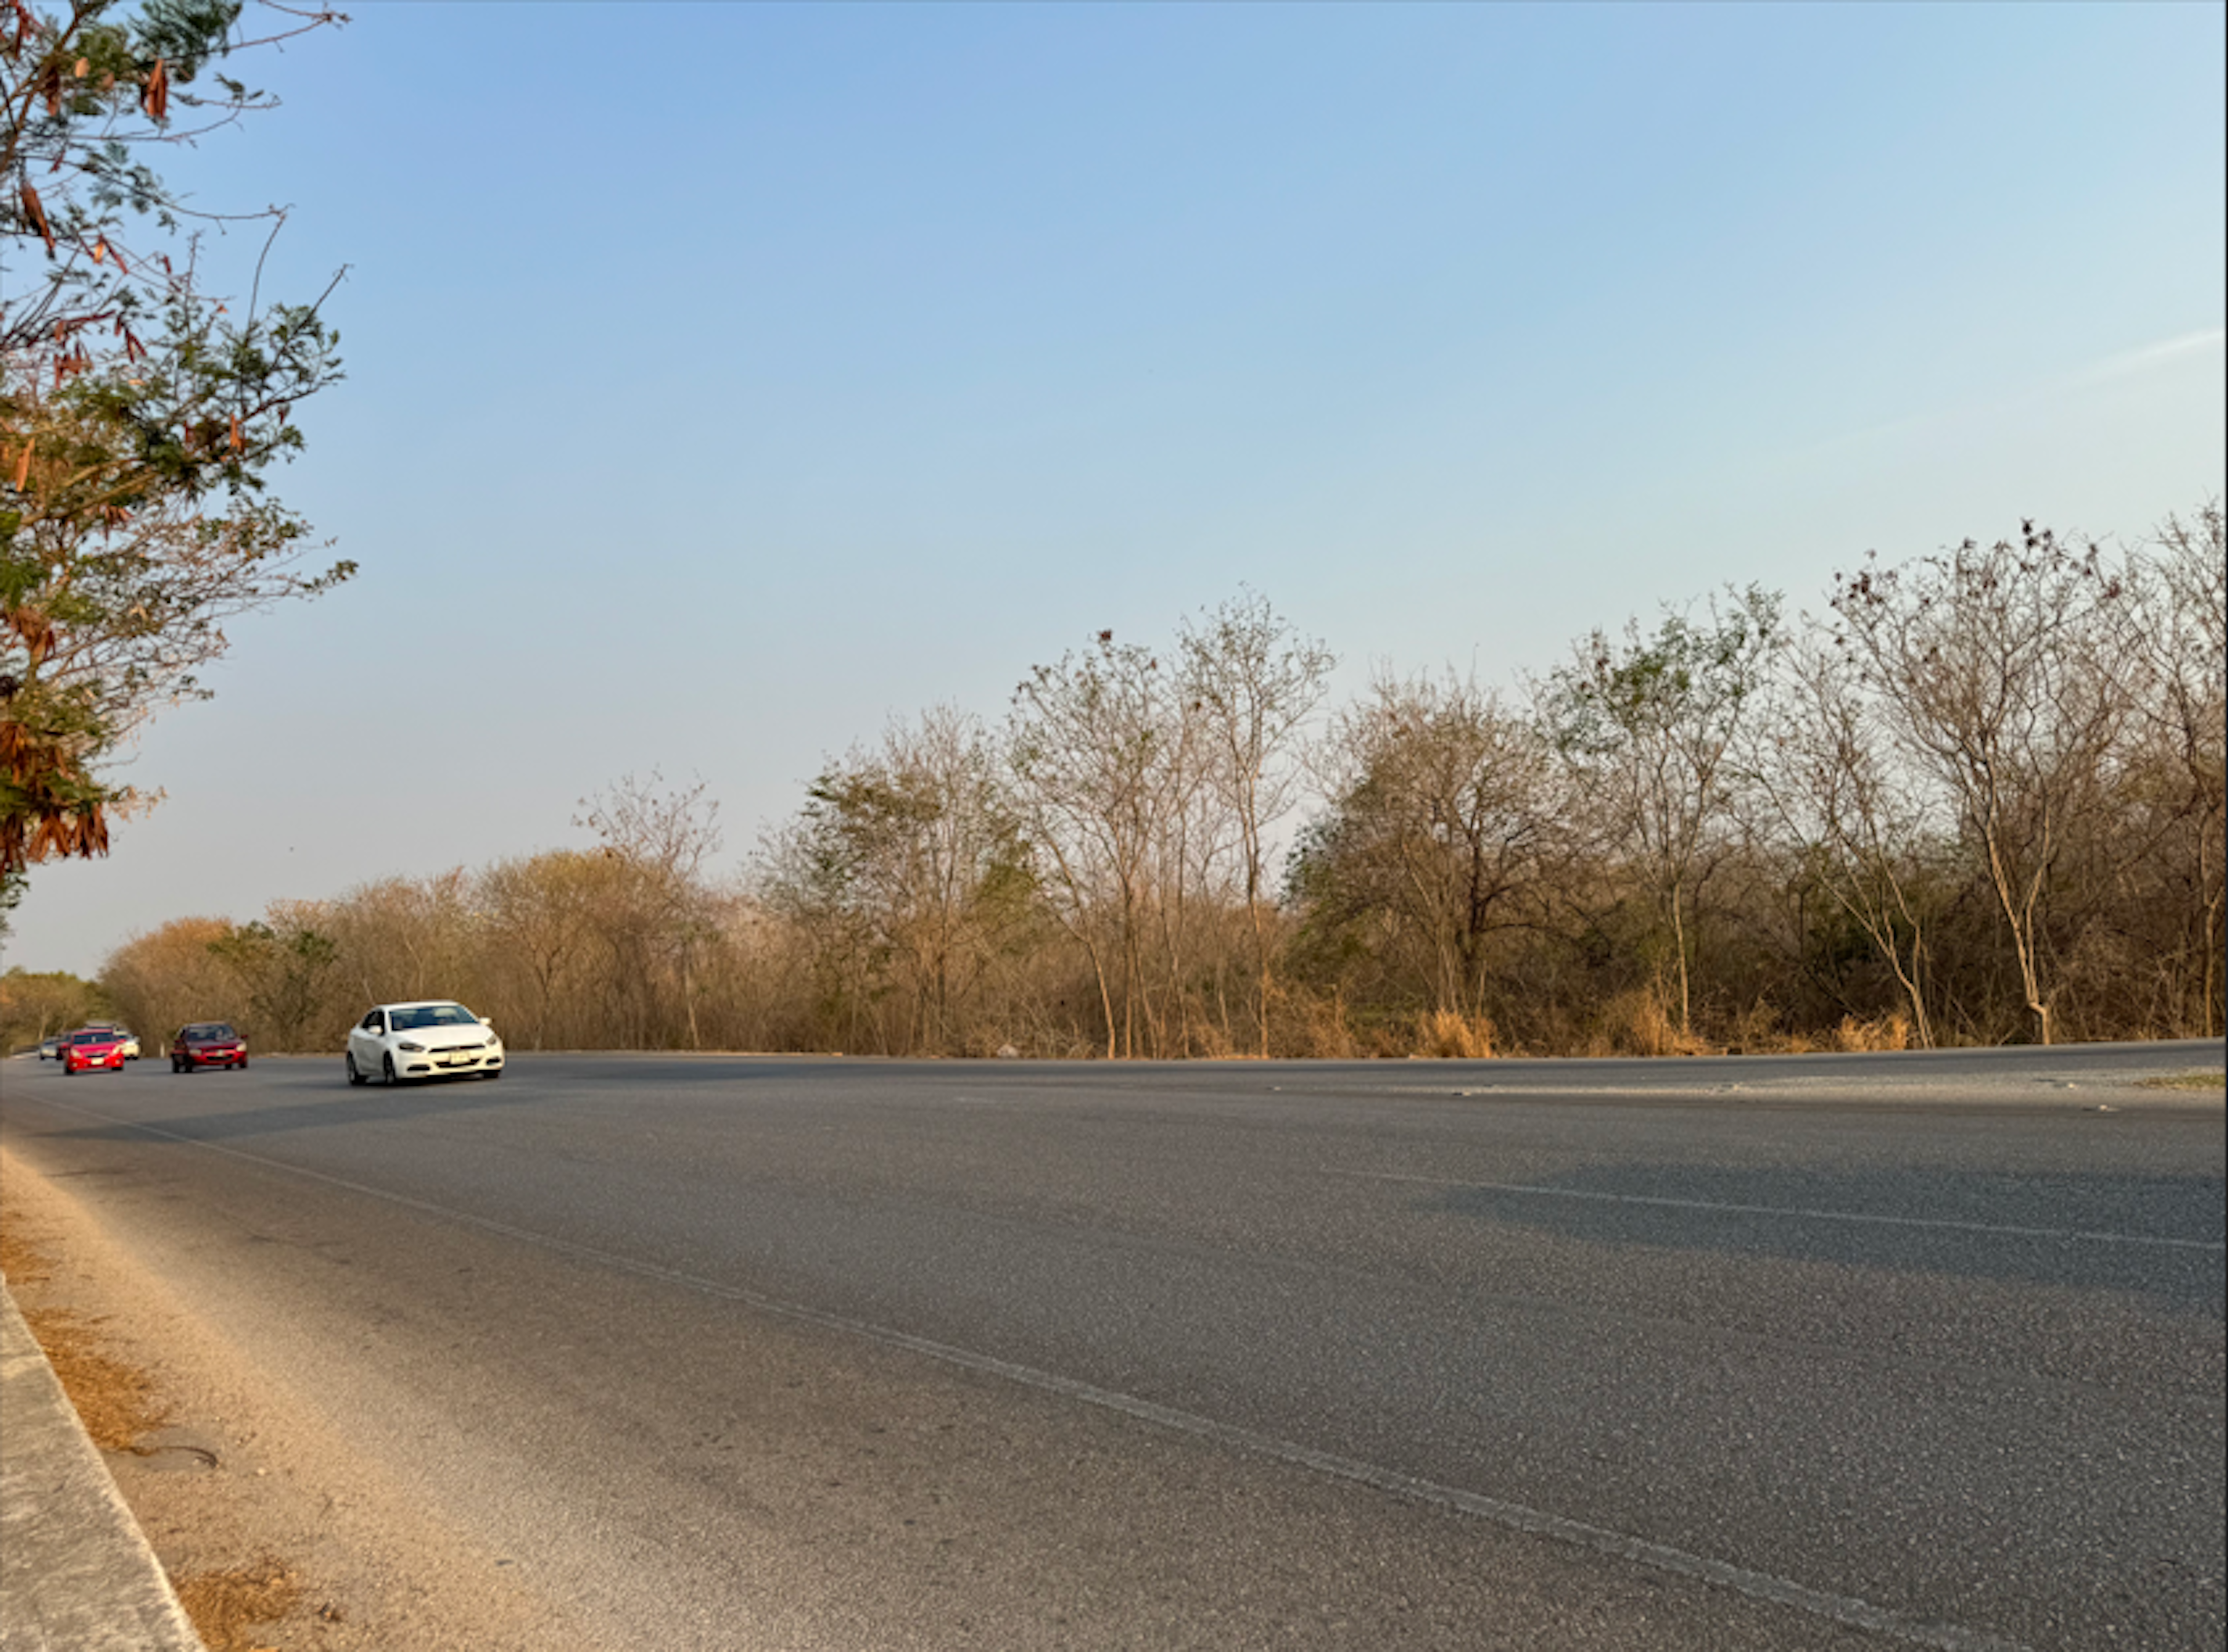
[2124,504,2226,1034]
[1009,631,1184,1058]
[475,851,612,1049]
[1753,635,1943,1045]
[1831,525,2146,1044]
[1178,592,1334,1056]
[576,770,723,1048]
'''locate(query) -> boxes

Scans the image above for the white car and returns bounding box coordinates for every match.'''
[346,1001,505,1086]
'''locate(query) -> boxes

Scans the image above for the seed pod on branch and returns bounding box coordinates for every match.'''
[18,177,54,253]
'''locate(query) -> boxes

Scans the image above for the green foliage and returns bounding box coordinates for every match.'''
[1542,584,1783,759]
[768,709,1037,1053]
[207,912,335,1047]
[3,0,348,874]
[0,962,111,1047]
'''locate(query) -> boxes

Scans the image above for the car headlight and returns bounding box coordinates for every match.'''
[397,1040,426,1053]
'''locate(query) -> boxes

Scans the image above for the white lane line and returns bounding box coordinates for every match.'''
[1333,1170,2227,1252]
[32,1098,2030,1652]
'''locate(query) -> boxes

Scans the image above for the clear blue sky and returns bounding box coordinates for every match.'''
[8,1,2223,978]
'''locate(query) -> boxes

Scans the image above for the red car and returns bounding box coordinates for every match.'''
[171,1023,248,1072]
[60,1027,128,1075]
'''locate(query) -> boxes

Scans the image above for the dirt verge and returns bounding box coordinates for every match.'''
[1,1146,575,1651]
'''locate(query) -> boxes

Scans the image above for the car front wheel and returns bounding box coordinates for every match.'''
[382,1054,399,1086]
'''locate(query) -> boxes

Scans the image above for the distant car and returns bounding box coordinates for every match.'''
[346,1001,504,1086]
[37,1035,62,1060]
[75,1023,137,1058]
[171,1023,247,1072]
[60,1027,127,1075]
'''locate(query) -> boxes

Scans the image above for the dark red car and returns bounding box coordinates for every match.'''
[60,1027,127,1075]
[171,1023,248,1072]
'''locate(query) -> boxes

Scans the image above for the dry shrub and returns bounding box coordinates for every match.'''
[1726,1001,1791,1055]
[1416,1008,1494,1059]
[1188,1015,1239,1060]
[1603,990,1710,1057]
[1832,1013,1911,1052]
[1281,987,1361,1059]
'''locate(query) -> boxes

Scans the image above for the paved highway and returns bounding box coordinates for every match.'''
[3,1044,2221,1650]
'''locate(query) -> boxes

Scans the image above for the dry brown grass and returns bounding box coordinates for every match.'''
[4,1160,343,1652]
[2137,1070,2226,1092]
[173,1557,303,1652]
[19,1305,171,1451]
[0,1221,54,1285]
[1415,1009,1494,1059]
[1832,1013,1912,1053]
[1601,990,1712,1057]
[1725,1002,1788,1054]
[1286,990,1361,1058]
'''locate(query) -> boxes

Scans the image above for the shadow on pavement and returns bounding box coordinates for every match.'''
[1426,1162,2226,1312]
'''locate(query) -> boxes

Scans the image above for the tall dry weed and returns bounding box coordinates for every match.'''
[1603,990,1711,1056]
[1832,1013,1911,1052]
[1416,1008,1495,1059]
[1295,991,1361,1059]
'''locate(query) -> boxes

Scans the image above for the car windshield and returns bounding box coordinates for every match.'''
[389,1004,479,1031]
[189,1024,238,1041]
[69,1030,111,1045]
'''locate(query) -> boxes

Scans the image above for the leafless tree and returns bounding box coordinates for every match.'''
[1831,525,2147,1044]
[1752,635,1943,1045]
[1009,631,1192,1057]
[576,770,723,1048]
[1178,592,1334,1056]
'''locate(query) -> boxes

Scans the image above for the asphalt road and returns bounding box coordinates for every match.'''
[3,1044,2222,1650]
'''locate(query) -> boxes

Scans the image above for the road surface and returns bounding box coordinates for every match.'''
[3,1043,2221,1649]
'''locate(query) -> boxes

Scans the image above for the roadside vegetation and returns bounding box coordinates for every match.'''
[0,962,111,1046]
[2,1,349,920]
[78,511,2227,1059]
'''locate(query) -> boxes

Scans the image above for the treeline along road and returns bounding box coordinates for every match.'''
[61,507,2227,1065]
[3,1042,2221,1649]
